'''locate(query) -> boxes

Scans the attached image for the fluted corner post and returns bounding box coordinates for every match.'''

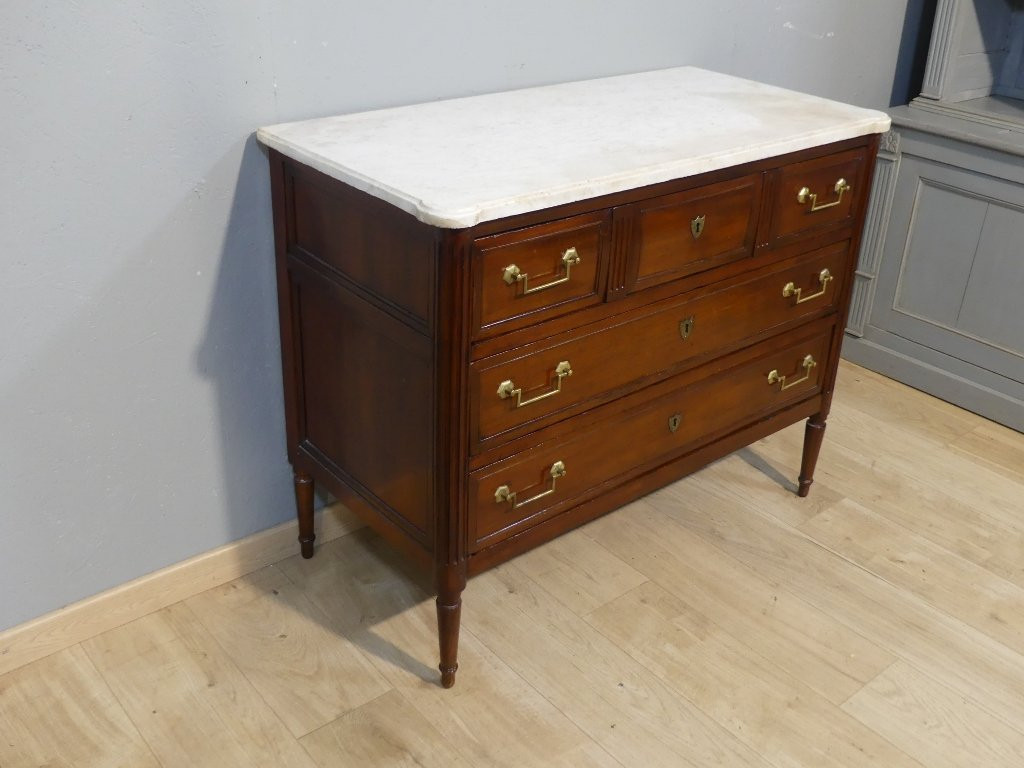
[433,227,473,689]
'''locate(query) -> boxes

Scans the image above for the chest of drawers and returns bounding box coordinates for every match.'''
[258,67,888,687]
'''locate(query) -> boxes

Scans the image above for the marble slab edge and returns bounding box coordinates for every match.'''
[258,117,888,229]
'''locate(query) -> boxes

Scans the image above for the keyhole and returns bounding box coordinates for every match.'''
[668,413,682,433]
[679,316,695,340]
[691,215,706,240]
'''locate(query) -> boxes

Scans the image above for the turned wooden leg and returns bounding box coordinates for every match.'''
[798,413,827,497]
[436,565,466,688]
[293,471,315,558]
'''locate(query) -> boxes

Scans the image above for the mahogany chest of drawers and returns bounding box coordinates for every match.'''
[258,68,888,687]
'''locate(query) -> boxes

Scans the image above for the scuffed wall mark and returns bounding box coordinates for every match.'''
[782,21,836,41]
[123,331,159,351]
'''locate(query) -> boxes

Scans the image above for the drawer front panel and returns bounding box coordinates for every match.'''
[473,211,610,337]
[768,148,867,243]
[631,174,760,291]
[471,241,849,449]
[469,327,833,550]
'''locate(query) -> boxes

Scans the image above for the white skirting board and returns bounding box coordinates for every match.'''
[0,504,364,677]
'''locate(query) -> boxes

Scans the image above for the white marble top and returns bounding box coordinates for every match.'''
[258,67,890,228]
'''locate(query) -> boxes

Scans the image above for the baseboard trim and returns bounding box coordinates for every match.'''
[0,503,364,676]
[842,333,1024,432]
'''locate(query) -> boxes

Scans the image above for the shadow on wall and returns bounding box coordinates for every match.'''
[0,137,301,630]
[196,135,287,530]
[195,135,329,543]
[890,0,938,105]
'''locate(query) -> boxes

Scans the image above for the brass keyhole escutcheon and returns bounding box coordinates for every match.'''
[679,316,695,340]
[668,413,682,433]
[691,214,706,240]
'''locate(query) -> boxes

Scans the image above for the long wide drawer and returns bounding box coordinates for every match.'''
[470,240,849,451]
[469,324,834,550]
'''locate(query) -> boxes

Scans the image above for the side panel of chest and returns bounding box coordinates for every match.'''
[269,153,443,561]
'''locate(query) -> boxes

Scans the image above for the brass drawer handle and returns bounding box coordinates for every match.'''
[767,354,816,391]
[797,178,850,212]
[495,461,566,509]
[503,247,581,295]
[497,361,572,408]
[783,268,833,305]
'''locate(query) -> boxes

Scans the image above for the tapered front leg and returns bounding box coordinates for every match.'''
[293,471,315,558]
[436,563,466,688]
[798,413,827,497]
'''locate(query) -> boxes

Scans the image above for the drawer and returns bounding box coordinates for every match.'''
[470,240,850,451]
[472,211,610,337]
[469,325,834,550]
[767,147,867,243]
[629,174,761,292]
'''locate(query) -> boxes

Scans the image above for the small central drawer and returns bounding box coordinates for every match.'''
[468,325,833,550]
[628,173,761,292]
[472,210,610,338]
[469,240,850,452]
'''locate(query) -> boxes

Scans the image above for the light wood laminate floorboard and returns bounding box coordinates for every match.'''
[0,645,160,768]
[586,580,923,768]
[584,499,898,706]
[299,690,474,768]
[3,360,1024,767]
[842,660,1024,768]
[949,420,1024,482]
[278,531,624,768]
[184,564,389,738]
[82,604,318,768]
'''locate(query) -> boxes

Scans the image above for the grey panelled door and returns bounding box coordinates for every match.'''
[871,155,1024,385]
[844,0,1024,431]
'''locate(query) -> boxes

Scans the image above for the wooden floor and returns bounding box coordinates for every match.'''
[4,360,1024,768]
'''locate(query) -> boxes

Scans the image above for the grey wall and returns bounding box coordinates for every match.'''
[0,0,923,631]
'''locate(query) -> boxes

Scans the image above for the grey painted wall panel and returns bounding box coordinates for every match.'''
[959,0,1011,54]
[957,202,1024,353]
[949,0,1012,97]
[894,180,988,325]
[952,51,1005,96]
[921,0,1022,101]
[0,1,923,632]
[871,151,1024,383]
[1002,14,1024,93]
